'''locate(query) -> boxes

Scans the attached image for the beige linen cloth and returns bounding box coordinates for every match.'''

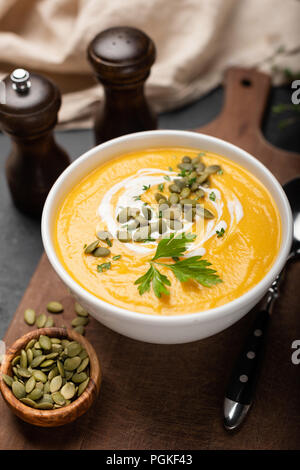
[0,0,299,129]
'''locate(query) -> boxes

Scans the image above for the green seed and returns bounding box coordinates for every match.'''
[135,215,149,227]
[46,301,63,313]
[169,193,180,205]
[167,219,183,230]
[35,381,44,390]
[180,198,197,207]
[180,187,191,199]
[12,381,26,399]
[50,375,63,393]
[73,326,85,335]
[84,240,99,254]
[65,371,73,380]
[61,382,76,400]
[20,397,37,408]
[66,341,82,357]
[117,207,131,223]
[32,370,47,383]
[2,374,13,388]
[31,355,46,368]
[45,352,59,360]
[51,344,63,353]
[64,356,81,371]
[52,391,66,406]
[117,230,131,242]
[34,341,41,349]
[93,247,110,257]
[26,348,33,364]
[61,339,70,348]
[196,206,215,219]
[77,357,89,373]
[57,360,65,377]
[24,308,36,325]
[27,388,43,401]
[182,156,192,163]
[74,302,89,317]
[40,359,55,368]
[39,335,52,351]
[71,316,89,327]
[169,184,181,194]
[78,378,89,397]
[12,355,20,366]
[195,189,205,199]
[25,375,36,394]
[155,192,166,203]
[78,349,88,360]
[41,393,53,404]
[72,372,88,384]
[163,208,181,220]
[51,338,61,344]
[36,314,47,328]
[206,165,221,175]
[178,162,193,171]
[44,381,50,394]
[36,402,53,410]
[45,316,54,327]
[96,230,112,243]
[25,339,36,351]
[20,349,27,369]
[141,206,152,220]
[132,226,151,242]
[48,367,59,381]
[17,367,31,379]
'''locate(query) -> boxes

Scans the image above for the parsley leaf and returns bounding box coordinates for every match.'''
[164,175,171,181]
[133,195,141,201]
[97,262,111,273]
[112,255,121,261]
[142,184,151,191]
[152,232,196,261]
[158,183,164,192]
[216,228,225,238]
[163,256,222,287]
[209,192,216,201]
[134,265,171,298]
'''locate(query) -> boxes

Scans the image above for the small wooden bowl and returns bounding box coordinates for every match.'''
[0,327,101,427]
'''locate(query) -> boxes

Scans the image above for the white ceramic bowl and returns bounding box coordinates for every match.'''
[42,130,292,344]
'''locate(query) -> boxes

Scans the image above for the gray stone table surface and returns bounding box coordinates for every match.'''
[0,85,299,338]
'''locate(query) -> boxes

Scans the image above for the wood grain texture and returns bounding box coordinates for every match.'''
[0,328,101,427]
[0,67,299,449]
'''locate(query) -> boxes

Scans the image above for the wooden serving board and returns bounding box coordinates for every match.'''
[1,67,300,450]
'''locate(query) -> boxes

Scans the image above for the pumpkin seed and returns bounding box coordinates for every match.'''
[45,316,54,327]
[141,206,152,220]
[78,378,89,397]
[41,393,53,404]
[65,371,73,380]
[78,349,88,360]
[196,206,215,219]
[12,381,26,399]
[57,360,65,377]
[32,349,42,358]
[47,301,63,313]
[117,207,131,223]
[73,326,85,335]
[52,391,66,406]
[32,370,47,383]
[17,367,31,379]
[180,187,191,199]
[34,341,41,349]
[61,382,76,400]
[45,352,59,360]
[51,343,63,353]
[26,348,33,364]
[47,367,58,381]
[36,314,47,328]
[2,374,13,388]
[206,165,221,175]
[39,335,52,351]
[117,230,131,242]
[25,375,36,394]
[27,388,43,401]
[71,316,89,327]
[154,192,166,203]
[20,349,27,368]
[11,356,20,367]
[50,375,63,393]
[84,240,99,254]
[31,355,46,368]
[93,247,110,257]
[44,381,50,394]
[169,183,181,193]
[51,338,61,344]
[72,372,88,384]
[35,381,44,390]
[40,359,55,368]
[36,401,53,410]
[66,341,82,357]
[25,339,36,351]
[180,198,197,207]
[77,357,89,373]
[182,156,192,163]
[132,226,151,242]
[74,302,88,317]
[20,397,37,408]
[166,219,183,230]
[135,215,149,227]
[24,308,36,325]
[64,356,81,371]
[169,193,180,205]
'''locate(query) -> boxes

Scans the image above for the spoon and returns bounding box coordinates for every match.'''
[223,177,300,431]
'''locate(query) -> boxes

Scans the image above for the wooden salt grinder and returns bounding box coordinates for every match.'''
[87,26,157,144]
[0,69,70,217]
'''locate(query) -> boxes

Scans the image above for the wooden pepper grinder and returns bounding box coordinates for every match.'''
[87,26,157,144]
[0,68,70,217]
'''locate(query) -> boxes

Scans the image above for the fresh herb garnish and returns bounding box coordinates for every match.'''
[142,184,151,191]
[164,175,171,181]
[168,166,173,171]
[133,195,141,201]
[216,228,225,238]
[134,232,222,298]
[209,192,216,201]
[97,262,111,273]
[158,183,164,192]
[217,169,223,175]
[106,239,112,247]
[112,255,121,261]
[198,152,206,157]
[83,244,87,249]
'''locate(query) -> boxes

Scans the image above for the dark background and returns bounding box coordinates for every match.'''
[0,84,299,338]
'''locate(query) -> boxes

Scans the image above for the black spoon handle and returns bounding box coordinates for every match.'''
[224,309,270,429]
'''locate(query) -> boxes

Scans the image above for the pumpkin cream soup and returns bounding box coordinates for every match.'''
[55,148,281,316]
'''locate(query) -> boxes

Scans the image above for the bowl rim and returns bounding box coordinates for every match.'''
[0,327,101,425]
[42,130,293,325]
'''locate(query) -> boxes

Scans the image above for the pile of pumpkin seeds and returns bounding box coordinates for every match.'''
[115,154,222,242]
[2,335,90,409]
[24,301,89,336]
